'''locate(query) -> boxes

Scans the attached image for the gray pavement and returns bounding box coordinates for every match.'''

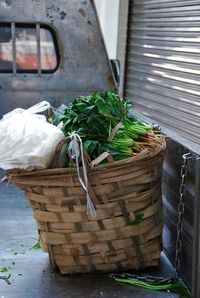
[0,182,181,298]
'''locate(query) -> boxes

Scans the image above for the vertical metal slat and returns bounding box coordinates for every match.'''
[36,23,41,74]
[192,157,200,297]
[117,0,130,94]
[11,22,16,74]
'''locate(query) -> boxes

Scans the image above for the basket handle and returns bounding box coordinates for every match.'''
[50,137,92,169]
[50,137,71,169]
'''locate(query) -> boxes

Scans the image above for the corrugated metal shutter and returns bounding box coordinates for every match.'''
[124,0,200,145]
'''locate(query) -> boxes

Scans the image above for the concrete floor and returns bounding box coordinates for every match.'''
[0,182,181,298]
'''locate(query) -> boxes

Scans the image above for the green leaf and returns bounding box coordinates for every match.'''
[63,118,73,130]
[113,277,191,297]
[83,105,95,115]
[0,267,8,272]
[30,242,41,250]
[74,102,87,112]
[130,213,144,225]
[101,143,132,156]
[83,140,99,156]
[53,114,65,126]
[96,97,110,117]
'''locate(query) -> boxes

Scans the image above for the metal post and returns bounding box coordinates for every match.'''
[192,158,200,298]
[11,22,16,74]
[36,23,41,75]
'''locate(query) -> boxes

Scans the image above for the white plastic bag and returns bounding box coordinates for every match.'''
[0,101,65,170]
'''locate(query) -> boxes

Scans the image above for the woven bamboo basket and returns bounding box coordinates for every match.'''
[8,136,165,274]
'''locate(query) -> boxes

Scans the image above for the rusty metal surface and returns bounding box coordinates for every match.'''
[0,0,115,116]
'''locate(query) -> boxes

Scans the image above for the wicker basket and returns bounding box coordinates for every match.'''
[8,136,165,274]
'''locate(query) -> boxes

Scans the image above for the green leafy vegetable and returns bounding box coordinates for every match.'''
[52,89,153,166]
[112,276,191,297]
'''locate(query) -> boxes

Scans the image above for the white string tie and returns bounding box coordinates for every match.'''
[68,132,96,218]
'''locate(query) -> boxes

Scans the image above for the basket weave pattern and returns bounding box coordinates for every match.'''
[10,137,165,274]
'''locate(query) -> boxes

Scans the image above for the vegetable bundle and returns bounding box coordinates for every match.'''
[53,89,157,166]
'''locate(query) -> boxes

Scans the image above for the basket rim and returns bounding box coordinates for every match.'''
[6,136,165,178]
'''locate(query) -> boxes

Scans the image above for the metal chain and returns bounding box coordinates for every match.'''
[175,152,192,279]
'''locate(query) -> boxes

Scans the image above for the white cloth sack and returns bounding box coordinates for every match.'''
[0,101,64,170]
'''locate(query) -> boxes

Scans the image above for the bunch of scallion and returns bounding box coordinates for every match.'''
[52,89,153,165]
